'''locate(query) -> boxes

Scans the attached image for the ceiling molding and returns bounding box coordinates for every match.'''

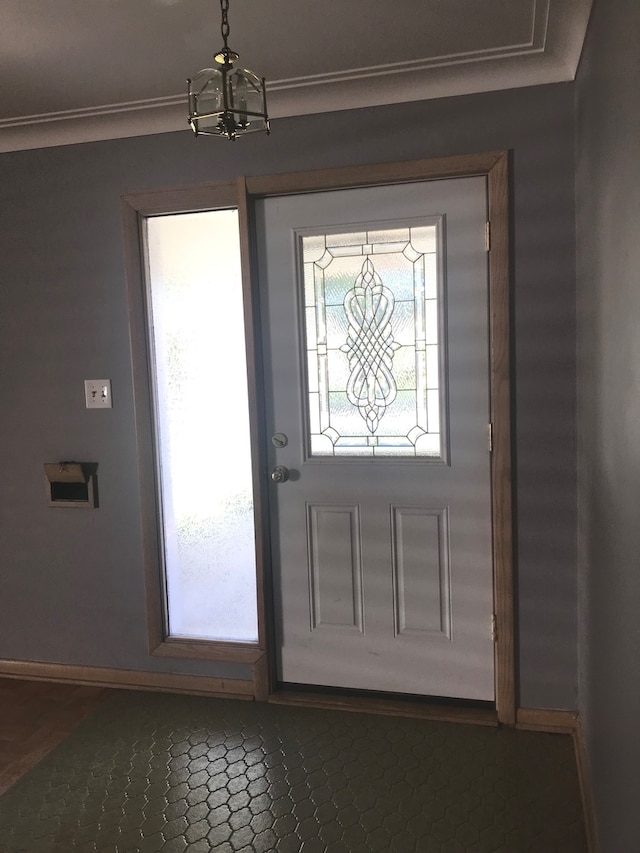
[0,0,593,154]
[258,0,550,92]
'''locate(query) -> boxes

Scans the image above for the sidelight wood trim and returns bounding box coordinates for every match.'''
[152,638,263,664]
[245,151,515,724]
[246,151,507,198]
[122,181,237,217]
[122,196,166,655]
[487,151,516,725]
[237,177,271,659]
[270,690,498,727]
[123,183,268,667]
[0,659,253,700]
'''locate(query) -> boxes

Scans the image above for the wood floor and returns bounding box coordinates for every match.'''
[0,677,107,796]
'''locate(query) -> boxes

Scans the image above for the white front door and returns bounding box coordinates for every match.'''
[255,177,495,701]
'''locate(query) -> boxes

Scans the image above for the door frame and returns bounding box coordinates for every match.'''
[122,151,514,725]
[241,151,515,724]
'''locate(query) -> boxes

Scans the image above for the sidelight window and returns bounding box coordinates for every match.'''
[143,209,258,643]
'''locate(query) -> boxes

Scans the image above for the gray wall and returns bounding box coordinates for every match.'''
[576,0,640,846]
[0,83,577,708]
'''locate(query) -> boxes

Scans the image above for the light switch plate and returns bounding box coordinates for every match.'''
[84,379,112,409]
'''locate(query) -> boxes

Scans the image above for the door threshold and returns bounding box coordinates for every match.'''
[268,685,498,727]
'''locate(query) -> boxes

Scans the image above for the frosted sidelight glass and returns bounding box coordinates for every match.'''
[300,222,443,458]
[145,210,258,642]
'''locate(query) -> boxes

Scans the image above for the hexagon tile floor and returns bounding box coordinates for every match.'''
[0,690,587,852]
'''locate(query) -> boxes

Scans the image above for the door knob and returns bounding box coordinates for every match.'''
[271,465,290,483]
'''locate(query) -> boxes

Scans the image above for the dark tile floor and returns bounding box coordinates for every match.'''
[0,690,587,852]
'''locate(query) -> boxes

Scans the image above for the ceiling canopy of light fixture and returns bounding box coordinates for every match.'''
[187,0,270,141]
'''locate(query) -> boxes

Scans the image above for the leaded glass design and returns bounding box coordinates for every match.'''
[300,222,443,458]
[342,257,400,433]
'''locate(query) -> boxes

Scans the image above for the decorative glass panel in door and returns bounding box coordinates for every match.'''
[300,222,444,458]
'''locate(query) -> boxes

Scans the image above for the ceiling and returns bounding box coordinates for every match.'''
[0,0,593,153]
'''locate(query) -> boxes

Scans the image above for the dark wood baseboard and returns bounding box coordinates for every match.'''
[0,659,254,700]
[516,707,578,733]
[517,707,597,852]
[573,718,599,853]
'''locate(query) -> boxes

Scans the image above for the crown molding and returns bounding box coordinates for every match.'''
[0,0,592,154]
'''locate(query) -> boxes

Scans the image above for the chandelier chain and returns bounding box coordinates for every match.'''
[220,0,230,49]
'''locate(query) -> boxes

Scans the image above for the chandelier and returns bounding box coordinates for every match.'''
[187,0,270,141]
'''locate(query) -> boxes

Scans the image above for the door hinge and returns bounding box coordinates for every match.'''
[491,613,498,643]
[485,221,491,252]
[487,423,493,452]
